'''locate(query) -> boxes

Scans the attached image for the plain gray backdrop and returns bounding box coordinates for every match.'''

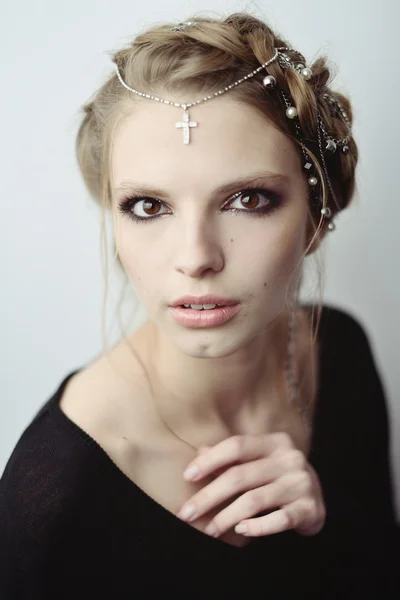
[1,0,399,519]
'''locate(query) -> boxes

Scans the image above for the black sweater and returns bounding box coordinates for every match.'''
[1,304,399,598]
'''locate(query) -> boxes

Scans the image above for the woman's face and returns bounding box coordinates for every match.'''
[111,96,310,358]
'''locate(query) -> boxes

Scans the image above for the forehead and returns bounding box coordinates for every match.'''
[111,97,302,189]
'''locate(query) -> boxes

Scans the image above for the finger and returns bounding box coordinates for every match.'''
[183,432,294,481]
[199,471,311,535]
[179,456,289,521]
[236,497,322,538]
[234,508,291,537]
[292,498,326,536]
[203,480,283,537]
[197,446,211,455]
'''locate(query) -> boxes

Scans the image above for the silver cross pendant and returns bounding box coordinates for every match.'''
[176,107,198,144]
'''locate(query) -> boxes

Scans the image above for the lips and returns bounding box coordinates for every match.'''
[170,295,239,308]
[169,303,241,328]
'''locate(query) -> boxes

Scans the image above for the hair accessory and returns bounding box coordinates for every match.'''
[262,75,276,89]
[319,94,352,154]
[114,42,352,231]
[171,21,198,32]
[114,47,311,145]
[115,48,289,144]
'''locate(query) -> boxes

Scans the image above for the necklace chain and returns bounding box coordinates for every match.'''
[133,306,311,452]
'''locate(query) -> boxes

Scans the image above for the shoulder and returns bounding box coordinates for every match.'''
[309,303,388,423]
[0,380,108,582]
[59,350,155,449]
[304,302,375,354]
[300,303,383,403]
[320,302,368,332]
[0,359,138,528]
[0,374,105,511]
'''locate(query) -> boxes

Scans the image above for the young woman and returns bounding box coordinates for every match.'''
[1,11,398,597]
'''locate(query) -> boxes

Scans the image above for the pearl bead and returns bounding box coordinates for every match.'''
[263,75,276,89]
[328,222,336,231]
[308,176,318,186]
[321,207,331,218]
[301,67,313,80]
[286,106,298,119]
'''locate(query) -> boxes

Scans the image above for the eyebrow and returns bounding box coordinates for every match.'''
[114,171,291,199]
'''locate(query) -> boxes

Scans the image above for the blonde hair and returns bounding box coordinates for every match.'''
[75,11,359,385]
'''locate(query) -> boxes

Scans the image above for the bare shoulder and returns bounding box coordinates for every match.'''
[57,336,201,525]
[59,340,158,454]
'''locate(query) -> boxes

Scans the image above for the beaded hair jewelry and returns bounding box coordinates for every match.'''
[113,21,352,232]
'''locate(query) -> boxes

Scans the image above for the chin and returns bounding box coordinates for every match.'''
[177,343,241,360]
[169,325,265,359]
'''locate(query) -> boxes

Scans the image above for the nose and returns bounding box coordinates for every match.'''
[174,216,224,278]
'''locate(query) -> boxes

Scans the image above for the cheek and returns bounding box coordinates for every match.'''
[115,209,307,295]
[234,219,306,285]
[273,228,306,271]
[115,227,156,296]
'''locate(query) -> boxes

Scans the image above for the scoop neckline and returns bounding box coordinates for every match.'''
[47,303,326,552]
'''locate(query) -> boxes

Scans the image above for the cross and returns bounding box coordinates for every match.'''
[176,108,197,144]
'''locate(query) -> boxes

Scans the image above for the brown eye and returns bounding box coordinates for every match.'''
[118,186,282,224]
[118,195,170,223]
[224,187,282,218]
[239,191,261,209]
[228,190,269,211]
[141,199,162,216]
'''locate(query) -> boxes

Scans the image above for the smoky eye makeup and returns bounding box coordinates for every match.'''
[117,183,285,224]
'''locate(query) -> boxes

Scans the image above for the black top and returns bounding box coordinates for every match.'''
[1,304,399,598]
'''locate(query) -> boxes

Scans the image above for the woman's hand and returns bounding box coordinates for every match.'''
[176,432,326,538]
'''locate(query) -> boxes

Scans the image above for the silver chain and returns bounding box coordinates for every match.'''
[320,93,352,146]
[316,111,339,207]
[132,303,310,453]
[280,91,310,163]
[114,47,298,111]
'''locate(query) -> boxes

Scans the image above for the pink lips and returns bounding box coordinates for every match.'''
[168,303,241,329]
[168,295,241,329]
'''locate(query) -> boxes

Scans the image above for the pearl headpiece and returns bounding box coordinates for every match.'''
[113,21,353,232]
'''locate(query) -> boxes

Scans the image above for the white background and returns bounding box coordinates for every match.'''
[1,0,399,519]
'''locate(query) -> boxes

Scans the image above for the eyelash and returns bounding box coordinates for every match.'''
[117,185,283,224]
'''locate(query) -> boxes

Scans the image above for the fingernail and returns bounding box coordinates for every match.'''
[178,504,197,521]
[205,522,218,537]
[183,464,200,480]
[234,523,248,534]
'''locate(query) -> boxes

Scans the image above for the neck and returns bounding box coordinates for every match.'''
[134,311,290,447]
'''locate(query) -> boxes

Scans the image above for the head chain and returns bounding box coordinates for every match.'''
[114,21,353,231]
